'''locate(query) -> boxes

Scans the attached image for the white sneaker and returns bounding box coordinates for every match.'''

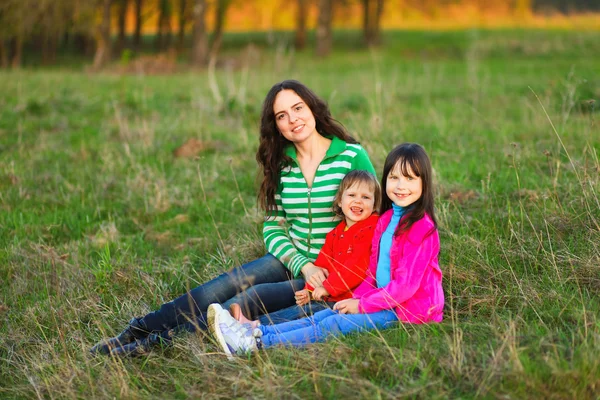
[207,303,224,338]
[213,309,258,358]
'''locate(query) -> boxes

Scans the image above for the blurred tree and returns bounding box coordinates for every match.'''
[533,0,600,12]
[155,0,173,50]
[117,0,129,52]
[0,0,39,68]
[295,0,308,50]
[133,0,143,50]
[514,0,532,18]
[192,0,208,65]
[316,0,332,57]
[362,0,384,46]
[209,0,233,59]
[93,0,112,69]
[177,0,191,50]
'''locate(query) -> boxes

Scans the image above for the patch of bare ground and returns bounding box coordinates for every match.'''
[440,185,479,204]
[103,45,262,76]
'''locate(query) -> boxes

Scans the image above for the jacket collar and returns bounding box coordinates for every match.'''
[283,136,346,161]
[336,213,378,234]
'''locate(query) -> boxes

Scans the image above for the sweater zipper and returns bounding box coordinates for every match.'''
[307,186,312,253]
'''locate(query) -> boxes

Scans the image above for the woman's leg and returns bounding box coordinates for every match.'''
[260,309,399,348]
[256,301,335,325]
[221,279,306,321]
[141,254,292,331]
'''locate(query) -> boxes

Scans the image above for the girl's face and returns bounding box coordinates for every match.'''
[273,89,317,145]
[386,161,423,208]
[339,181,376,228]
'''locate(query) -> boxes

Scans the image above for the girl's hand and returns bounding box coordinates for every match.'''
[301,263,329,288]
[295,289,310,306]
[333,299,360,314]
[312,286,329,301]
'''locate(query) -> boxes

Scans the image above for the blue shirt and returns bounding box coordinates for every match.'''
[376,204,405,288]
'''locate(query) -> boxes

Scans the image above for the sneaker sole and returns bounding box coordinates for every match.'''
[206,303,223,339]
[212,310,234,360]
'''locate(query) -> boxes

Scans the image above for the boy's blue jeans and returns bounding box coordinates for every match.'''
[259,308,399,348]
[140,254,305,333]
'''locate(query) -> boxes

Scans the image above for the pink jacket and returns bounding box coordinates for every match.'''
[352,210,444,323]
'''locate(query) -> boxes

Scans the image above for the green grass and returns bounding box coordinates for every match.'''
[1,29,599,398]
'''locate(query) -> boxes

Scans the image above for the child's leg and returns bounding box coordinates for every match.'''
[257,301,334,325]
[259,309,337,336]
[260,309,398,348]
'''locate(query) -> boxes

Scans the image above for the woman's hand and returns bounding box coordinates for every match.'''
[333,299,360,314]
[312,286,329,301]
[295,289,311,306]
[301,263,329,288]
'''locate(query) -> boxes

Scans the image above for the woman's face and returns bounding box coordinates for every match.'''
[273,89,317,145]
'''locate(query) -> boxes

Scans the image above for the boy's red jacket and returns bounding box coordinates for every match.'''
[306,213,379,302]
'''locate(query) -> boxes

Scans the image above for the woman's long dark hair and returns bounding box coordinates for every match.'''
[257,80,358,213]
[380,143,437,235]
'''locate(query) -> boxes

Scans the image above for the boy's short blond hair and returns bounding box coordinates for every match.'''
[332,170,381,217]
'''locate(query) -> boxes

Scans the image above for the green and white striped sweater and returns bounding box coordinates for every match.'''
[263,136,376,277]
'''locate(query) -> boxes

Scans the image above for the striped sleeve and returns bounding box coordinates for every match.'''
[350,144,377,177]
[263,190,310,277]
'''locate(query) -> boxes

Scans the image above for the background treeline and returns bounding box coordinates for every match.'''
[0,0,598,69]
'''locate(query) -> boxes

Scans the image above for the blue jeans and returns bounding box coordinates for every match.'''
[140,254,305,332]
[257,301,336,325]
[259,308,399,348]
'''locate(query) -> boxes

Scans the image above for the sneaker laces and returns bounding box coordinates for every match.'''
[219,316,256,353]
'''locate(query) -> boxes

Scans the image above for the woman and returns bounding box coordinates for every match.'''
[91,80,376,356]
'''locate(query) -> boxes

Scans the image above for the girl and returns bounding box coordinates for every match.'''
[209,143,443,355]
[90,80,376,356]
[228,169,381,327]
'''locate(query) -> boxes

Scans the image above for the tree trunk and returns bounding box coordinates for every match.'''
[117,0,128,52]
[209,0,230,59]
[41,33,59,65]
[164,15,172,49]
[134,0,143,51]
[316,0,333,57]
[177,0,187,50]
[73,33,91,56]
[294,0,307,50]
[93,0,112,69]
[155,0,166,50]
[11,36,23,68]
[362,0,370,45]
[155,0,172,51]
[372,0,383,46]
[191,0,207,65]
[0,40,8,68]
[363,0,383,47]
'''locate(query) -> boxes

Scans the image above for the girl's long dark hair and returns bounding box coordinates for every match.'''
[257,80,358,213]
[380,143,437,236]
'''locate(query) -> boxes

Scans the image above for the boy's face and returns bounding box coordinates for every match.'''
[339,181,375,228]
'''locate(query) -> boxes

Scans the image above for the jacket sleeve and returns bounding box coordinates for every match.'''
[357,224,439,314]
[351,145,377,177]
[305,228,337,291]
[352,217,386,298]
[322,225,375,297]
[263,188,310,278]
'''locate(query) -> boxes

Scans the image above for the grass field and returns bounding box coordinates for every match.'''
[1,30,599,398]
